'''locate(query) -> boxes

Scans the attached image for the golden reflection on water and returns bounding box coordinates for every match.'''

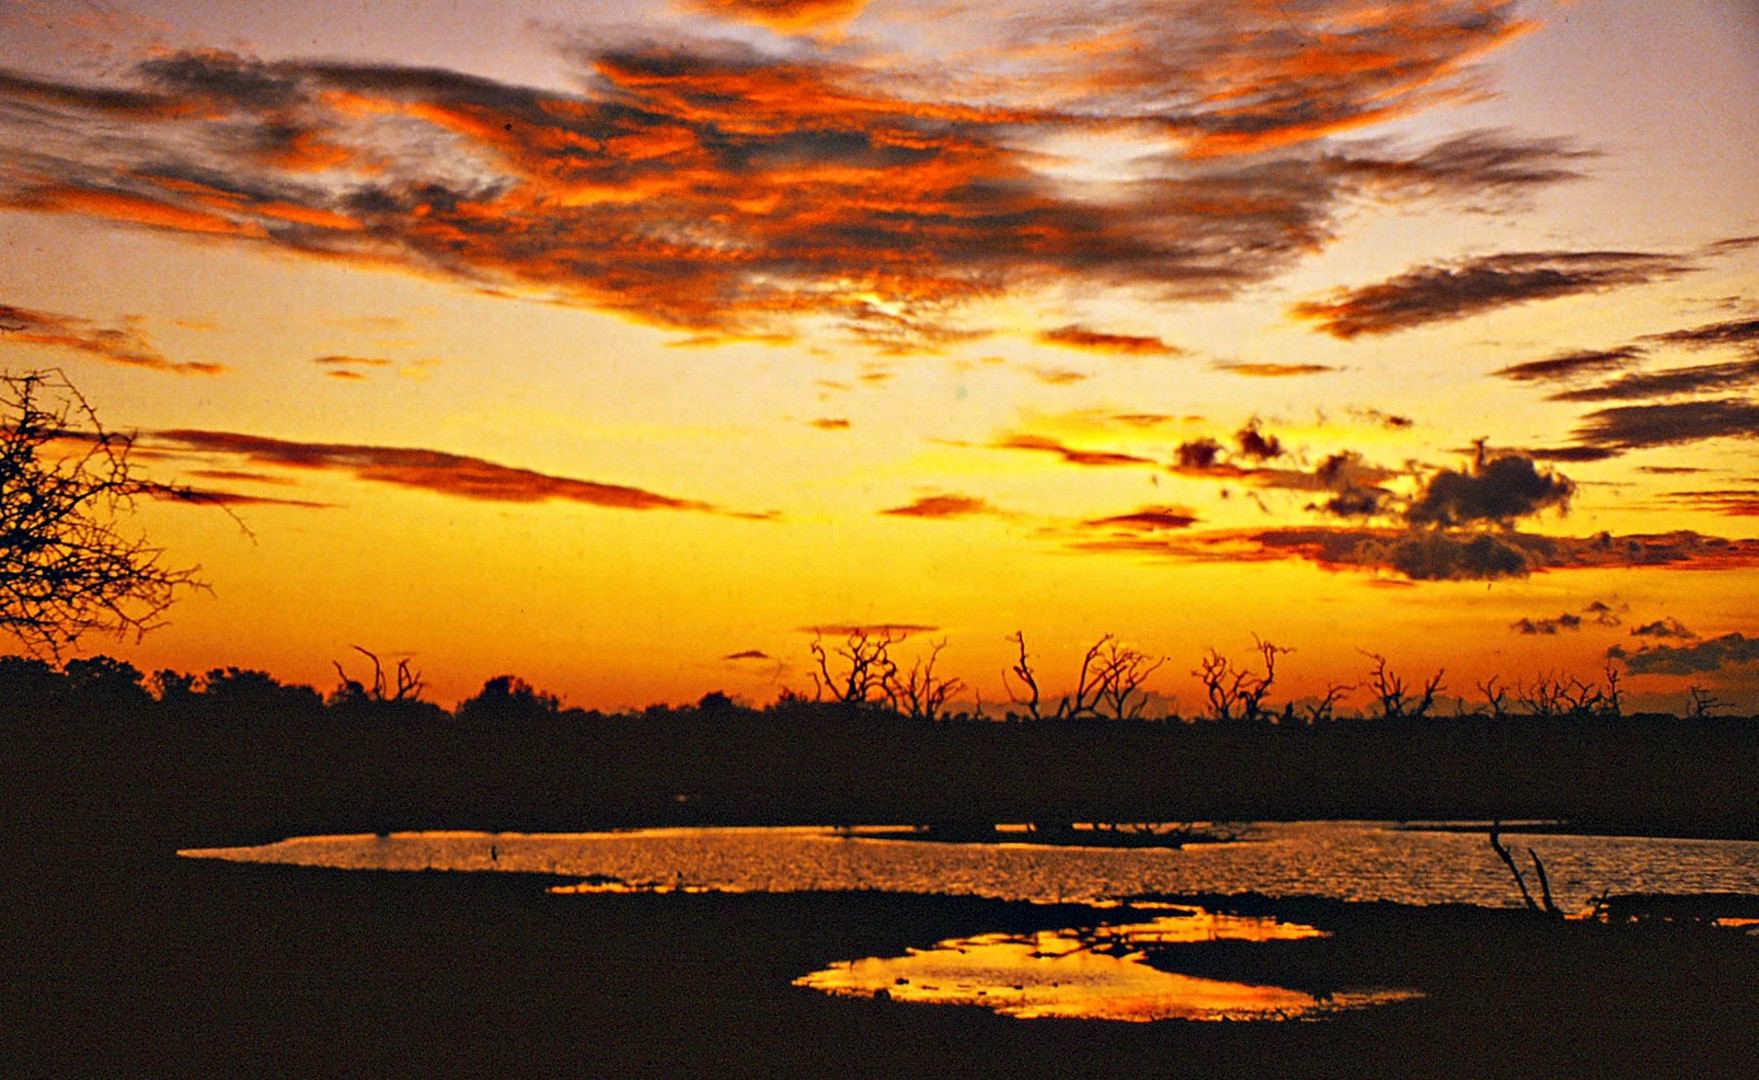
[794,908,1420,1022]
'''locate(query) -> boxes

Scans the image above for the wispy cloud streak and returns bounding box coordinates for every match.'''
[149,429,733,514]
[1293,252,1691,338]
[0,302,223,374]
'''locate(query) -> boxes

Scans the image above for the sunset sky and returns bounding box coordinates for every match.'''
[2,0,1755,712]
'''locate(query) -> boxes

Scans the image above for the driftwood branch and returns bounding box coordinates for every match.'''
[1528,847,1563,919]
[1490,822,1564,918]
[1489,822,1538,911]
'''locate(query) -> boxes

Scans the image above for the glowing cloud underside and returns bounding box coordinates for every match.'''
[0,3,1578,348]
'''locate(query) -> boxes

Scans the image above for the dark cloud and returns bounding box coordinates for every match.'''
[1703,236,1759,257]
[1641,316,1759,352]
[1292,252,1693,338]
[0,68,181,117]
[880,494,998,519]
[1570,398,1759,452]
[994,434,1156,468]
[1233,420,1284,462]
[187,468,297,486]
[149,429,728,513]
[1376,530,1537,580]
[1309,451,1399,517]
[1521,445,1623,463]
[1632,618,1696,640]
[721,649,774,661]
[1548,357,1759,403]
[1036,326,1183,356]
[1512,613,1583,635]
[0,302,224,375]
[1664,489,1759,517]
[1085,506,1201,532]
[0,7,1577,349]
[1583,600,1622,628]
[1493,346,1645,383]
[1326,129,1595,201]
[1165,437,1399,508]
[1406,452,1573,526]
[1346,407,1414,429]
[1213,361,1338,377]
[1175,437,1226,471]
[145,483,332,510]
[1609,634,1759,676]
[1070,524,1759,582]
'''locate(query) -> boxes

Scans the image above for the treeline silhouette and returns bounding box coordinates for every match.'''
[5,644,1757,850]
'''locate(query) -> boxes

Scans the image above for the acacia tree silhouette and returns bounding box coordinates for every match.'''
[0,370,203,658]
[1005,631,1164,720]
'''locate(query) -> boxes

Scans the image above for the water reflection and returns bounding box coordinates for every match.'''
[794,908,1420,1022]
[180,822,1759,910]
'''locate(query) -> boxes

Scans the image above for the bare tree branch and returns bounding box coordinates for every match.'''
[1,369,205,659]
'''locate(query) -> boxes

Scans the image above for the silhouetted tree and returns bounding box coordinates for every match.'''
[151,668,200,707]
[1,370,204,658]
[809,628,899,705]
[1300,682,1353,725]
[1086,636,1164,720]
[1362,650,1444,719]
[62,654,148,707]
[1006,632,1162,720]
[1003,631,1043,720]
[696,690,735,712]
[1687,686,1728,719]
[330,645,424,706]
[1194,636,1288,722]
[199,666,324,715]
[1477,675,1510,719]
[0,653,62,702]
[456,674,560,722]
[884,637,964,722]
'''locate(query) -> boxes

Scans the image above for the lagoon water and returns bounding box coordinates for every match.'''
[182,821,1759,912]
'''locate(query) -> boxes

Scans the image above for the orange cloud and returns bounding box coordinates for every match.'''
[682,0,868,32]
[15,186,266,237]
[1036,325,1184,356]
[1085,506,1201,532]
[146,483,331,510]
[992,434,1157,468]
[880,494,999,520]
[0,302,226,375]
[1214,362,1338,377]
[149,429,736,514]
[1026,367,1090,386]
[0,10,1567,349]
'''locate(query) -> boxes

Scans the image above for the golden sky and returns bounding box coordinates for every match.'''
[2,0,1756,711]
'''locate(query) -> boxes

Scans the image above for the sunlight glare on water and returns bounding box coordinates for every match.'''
[793,909,1420,1022]
[178,822,1759,910]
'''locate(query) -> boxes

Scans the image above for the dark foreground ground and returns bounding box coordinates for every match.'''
[4,715,1756,1078]
[6,834,1757,1078]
